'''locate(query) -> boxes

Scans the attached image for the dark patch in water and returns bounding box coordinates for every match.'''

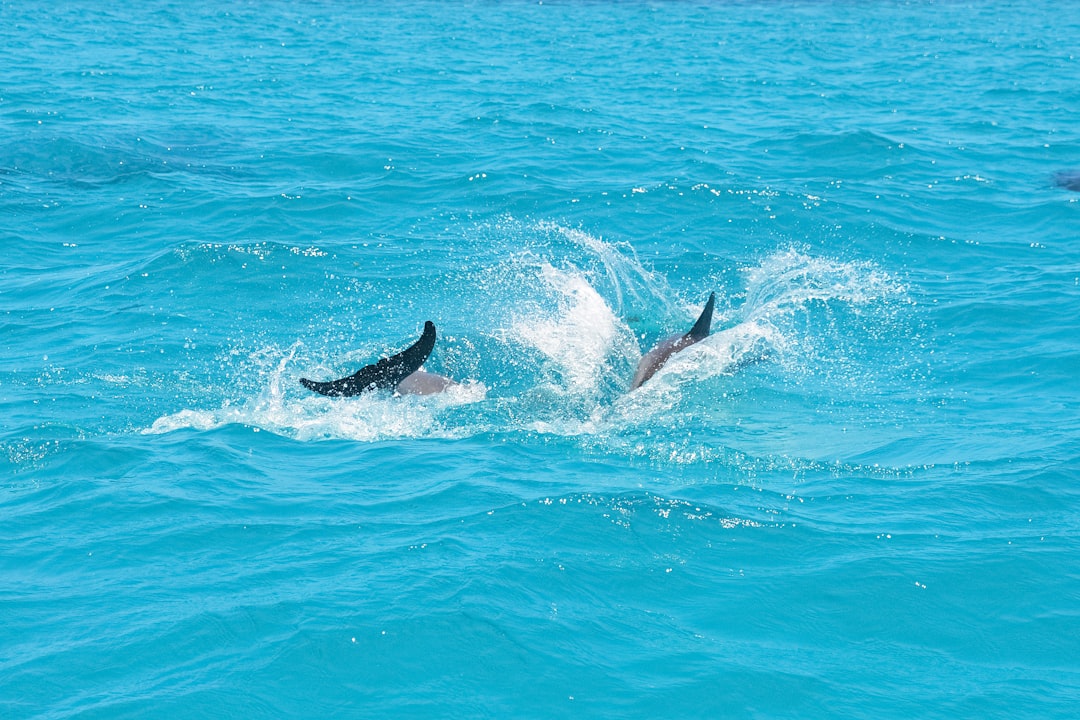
[1053,170,1080,191]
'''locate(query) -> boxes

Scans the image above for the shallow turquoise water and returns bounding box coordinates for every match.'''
[3,1,1079,717]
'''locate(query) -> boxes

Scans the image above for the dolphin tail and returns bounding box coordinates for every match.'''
[685,292,715,341]
[300,321,437,397]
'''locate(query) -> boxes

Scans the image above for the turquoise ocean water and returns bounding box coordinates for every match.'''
[3,1,1079,717]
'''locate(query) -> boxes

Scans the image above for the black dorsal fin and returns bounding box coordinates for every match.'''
[684,292,715,341]
[300,321,436,397]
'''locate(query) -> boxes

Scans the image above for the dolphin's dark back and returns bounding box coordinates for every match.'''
[630,292,717,390]
[685,292,715,341]
[300,321,436,397]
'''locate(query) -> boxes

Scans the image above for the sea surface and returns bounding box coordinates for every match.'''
[3,1,1079,717]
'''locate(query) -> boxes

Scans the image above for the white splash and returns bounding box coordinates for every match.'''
[511,262,635,393]
[742,248,905,321]
[538,221,667,315]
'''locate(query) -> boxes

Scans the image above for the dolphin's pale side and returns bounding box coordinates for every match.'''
[395,369,457,395]
[630,292,716,390]
[300,321,445,397]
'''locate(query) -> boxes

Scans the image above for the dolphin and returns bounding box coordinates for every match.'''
[300,321,454,397]
[1054,170,1080,192]
[630,292,716,390]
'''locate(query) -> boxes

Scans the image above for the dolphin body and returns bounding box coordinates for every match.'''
[630,292,716,390]
[300,321,455,397]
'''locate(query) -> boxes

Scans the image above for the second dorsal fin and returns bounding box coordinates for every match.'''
[684,292,715,341]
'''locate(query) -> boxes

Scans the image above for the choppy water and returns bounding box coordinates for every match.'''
[3,1,1079,717]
